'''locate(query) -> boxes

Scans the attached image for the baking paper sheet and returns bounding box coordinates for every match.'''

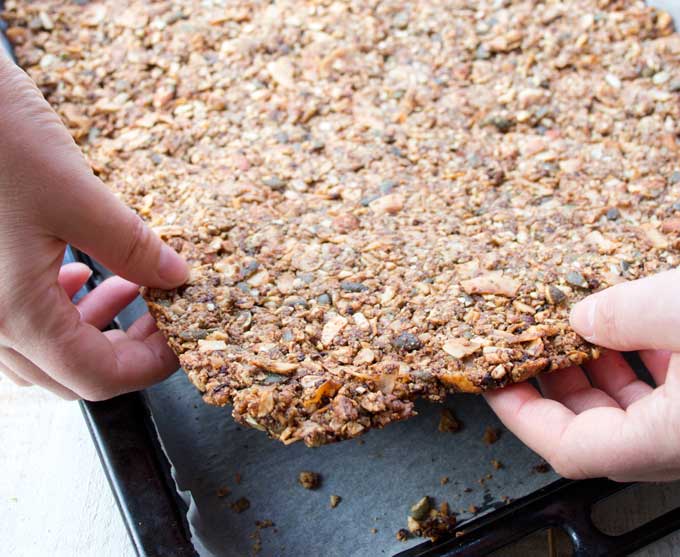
[146,373,556,557]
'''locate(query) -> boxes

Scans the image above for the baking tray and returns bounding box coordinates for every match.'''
[3,3,680,555]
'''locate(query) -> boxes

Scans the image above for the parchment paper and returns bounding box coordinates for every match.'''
[146,374,556,557]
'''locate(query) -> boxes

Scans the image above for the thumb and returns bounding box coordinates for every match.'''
[0,56,188,289]
[570,269,680,352]
[57,184,189,289]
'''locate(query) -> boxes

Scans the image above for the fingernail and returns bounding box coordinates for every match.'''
[570,298,596,341]
[158,244,189,285]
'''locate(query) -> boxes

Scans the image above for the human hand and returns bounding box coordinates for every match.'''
[0,53,188,400]
[485,269,680,482]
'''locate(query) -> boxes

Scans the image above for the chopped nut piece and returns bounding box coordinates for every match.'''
[369,193,404,215]
[267,58,296,89]
[640,224,669,249]
[330,495,341,508]
[298,471,321,490]
[661,218,680,234]
[410,496,432,521]
[321,314,348,346]
[407,516,421,533]
[252,360,298,375]
[585,231,617,254]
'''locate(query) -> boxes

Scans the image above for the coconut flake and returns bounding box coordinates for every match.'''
[460,272,521,297]
[198,339,227,352]
[442,338,483,359]
[321,313,348,346]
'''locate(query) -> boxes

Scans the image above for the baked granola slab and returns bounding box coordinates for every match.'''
[5,0,680,445]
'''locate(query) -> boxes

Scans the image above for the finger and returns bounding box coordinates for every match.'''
[0,55,188,290]
[0,360,32,387]
[584,351,652,408]
[8,277,178,400]
[76,276,140,330]
[101,328,179,391]
[49,182,188,289]
[0,347,78,400]
[126,313,160,341]
[486,382,679,481]
[570,269,680,352]
[484,382,576,468]
[58,262,93,299]
[639,349,672,386]
[537,366,619,413]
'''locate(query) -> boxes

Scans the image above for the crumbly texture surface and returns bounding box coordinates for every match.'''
[5,0,680,446]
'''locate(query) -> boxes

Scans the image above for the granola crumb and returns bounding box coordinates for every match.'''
[440,476,449,486]
[491,459,503,470]
[533,462,550,474]
[483,427,501,446]
[330,495,341,508]
[250,519,274,555]
[407,497,458,541]
[438,408,462,433]
[298,471,321,490]
[216,486,231,498]
[230,497,250,514]
[396,529,410,542]
[409,496,432,521]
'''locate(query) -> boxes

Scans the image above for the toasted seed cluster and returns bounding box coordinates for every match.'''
[6,0,680,446]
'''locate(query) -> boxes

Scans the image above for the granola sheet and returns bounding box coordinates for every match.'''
[5,0,680,447]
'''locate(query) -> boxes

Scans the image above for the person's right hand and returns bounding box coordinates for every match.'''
[0,51,188,400]
[486,269,680,482]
